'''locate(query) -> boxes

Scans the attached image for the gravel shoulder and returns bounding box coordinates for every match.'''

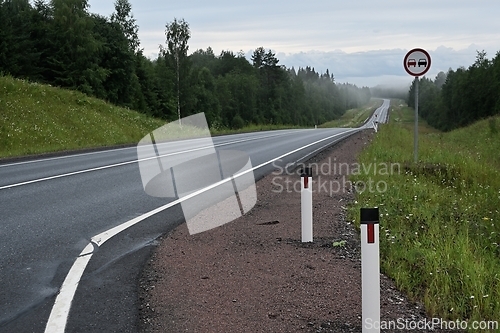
[138,130,451,332]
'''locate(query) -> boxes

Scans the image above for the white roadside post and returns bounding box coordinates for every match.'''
[301,167,313,242]
[361,207,380,332]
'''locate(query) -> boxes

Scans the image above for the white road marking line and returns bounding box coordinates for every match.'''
[44,127,360,333]
[0,130,299,168]
[0,146,135,168]
[0,131,300,191]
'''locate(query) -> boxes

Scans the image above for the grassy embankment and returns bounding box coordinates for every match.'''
[0,75,166,158]
[349,100,500,327]
[0,75,309,158]
[319,98,383,128]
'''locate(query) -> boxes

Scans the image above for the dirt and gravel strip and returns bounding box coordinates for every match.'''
[138,130,460,332]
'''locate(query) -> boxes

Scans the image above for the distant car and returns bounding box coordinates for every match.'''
[418,59,427,67]
[407,59,417,67]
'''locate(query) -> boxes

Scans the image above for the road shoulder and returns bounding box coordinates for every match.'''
[138,130,432,332]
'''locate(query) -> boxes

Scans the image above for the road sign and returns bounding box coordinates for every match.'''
[403,48,431,163]
[403,48,431,77]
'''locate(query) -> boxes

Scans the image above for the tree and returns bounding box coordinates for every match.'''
[251,46,265,69]
[91,13,134,105]
[163,18,190,123]
[0,0,40,79]
[434,71,447,88]
[111,0,140,53]
[191,67,221,126]
[48,0,103,93]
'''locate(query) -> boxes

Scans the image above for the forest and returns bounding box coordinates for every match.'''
[407,50,500,131]
[0,0,371,129]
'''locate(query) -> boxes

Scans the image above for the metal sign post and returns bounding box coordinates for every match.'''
[414,77,419,163]
[403,48,431,163]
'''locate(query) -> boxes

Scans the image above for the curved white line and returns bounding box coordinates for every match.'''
[44,127,360,332]
[44,243,94,333]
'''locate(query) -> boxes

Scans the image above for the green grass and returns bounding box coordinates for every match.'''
[0,75,311,158]
[0,75,166,158]
[349,100,500,329]
[319,98,383,128]
[389,99,439,134]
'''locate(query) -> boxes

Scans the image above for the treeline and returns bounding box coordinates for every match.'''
[0,0,371,129]
[408,51,500,131]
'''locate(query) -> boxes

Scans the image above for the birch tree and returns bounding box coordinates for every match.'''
[164,18,190,123]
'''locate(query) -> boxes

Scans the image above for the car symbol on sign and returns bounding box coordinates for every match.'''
[418,59,427,67]
[407,59,416,67]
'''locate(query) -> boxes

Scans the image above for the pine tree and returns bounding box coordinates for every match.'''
[111,0,140,53]
[0,0,39,79]
[48,0,102,93]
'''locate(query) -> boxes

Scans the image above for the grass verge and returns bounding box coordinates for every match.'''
[0,75,166,158]
[348,100,500,327]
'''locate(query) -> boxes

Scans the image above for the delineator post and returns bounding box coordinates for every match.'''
[301,167,313,242]
[361,207,380,332]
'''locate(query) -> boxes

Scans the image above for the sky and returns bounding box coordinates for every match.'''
[87,0,500,88]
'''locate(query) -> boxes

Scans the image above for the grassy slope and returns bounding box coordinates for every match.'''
[0,75,166,158]
[349,99,500,326]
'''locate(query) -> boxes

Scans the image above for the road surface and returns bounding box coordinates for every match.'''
[0,100,389,332]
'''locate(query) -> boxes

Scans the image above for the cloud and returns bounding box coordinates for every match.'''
[269,45,486,86]
[88,0,500,87]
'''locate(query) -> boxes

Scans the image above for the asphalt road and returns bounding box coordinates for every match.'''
[0,101,388,333]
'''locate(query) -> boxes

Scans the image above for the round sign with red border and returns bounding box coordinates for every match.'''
[403,48,431,76]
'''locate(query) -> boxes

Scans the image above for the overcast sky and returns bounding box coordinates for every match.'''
[88,0,499,87]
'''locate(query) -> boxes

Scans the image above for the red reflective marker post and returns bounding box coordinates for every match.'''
[361,207,380,332]
[301,167,313,242]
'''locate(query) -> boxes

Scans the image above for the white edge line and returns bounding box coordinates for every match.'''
[44,127,360,333]
[0,146,135,169]
[0,130,301,169]
[0,131,300,191]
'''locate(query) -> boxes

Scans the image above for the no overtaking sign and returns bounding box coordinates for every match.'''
[403,48,431,77]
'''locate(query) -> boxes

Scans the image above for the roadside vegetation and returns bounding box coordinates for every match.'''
[319,98,383,128]
[349,100,500,327]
